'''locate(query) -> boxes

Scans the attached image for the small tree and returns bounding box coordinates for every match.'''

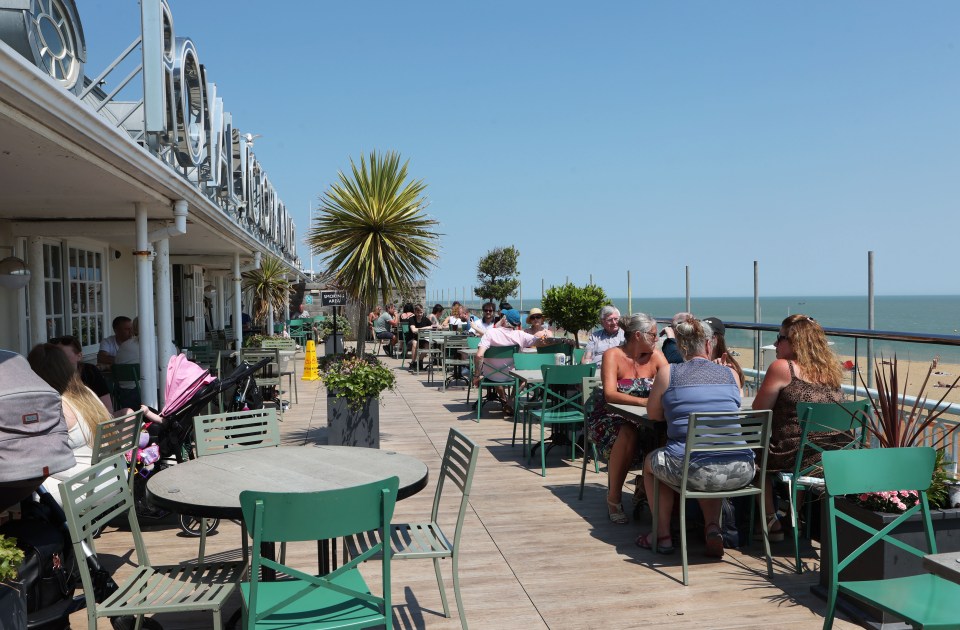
[541,282,608,341]
[241,255,291,327]
[474,246,520,305]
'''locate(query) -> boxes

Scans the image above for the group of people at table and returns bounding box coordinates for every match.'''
[374,300,845,561]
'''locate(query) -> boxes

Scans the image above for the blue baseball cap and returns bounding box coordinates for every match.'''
[502,309,521,326]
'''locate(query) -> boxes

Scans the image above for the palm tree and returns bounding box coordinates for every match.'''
[242,254,291,330]
[307,150,440,354]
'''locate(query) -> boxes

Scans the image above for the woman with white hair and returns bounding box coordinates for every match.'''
[638,318,752,558]
[583,305,625,367]
[587,313,667,524]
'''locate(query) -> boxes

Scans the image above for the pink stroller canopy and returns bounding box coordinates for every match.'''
[162,354,216,416]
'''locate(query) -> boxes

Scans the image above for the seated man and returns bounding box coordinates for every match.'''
[96,315,133,367]
[472,309,563,415]
[583,305,625,367]
[373,303,399,356]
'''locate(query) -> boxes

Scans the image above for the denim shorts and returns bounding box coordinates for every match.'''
[647,448,755,492]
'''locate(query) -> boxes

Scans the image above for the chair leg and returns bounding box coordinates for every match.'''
[540,420,547,477]
[680,491,689,586]
[788,477,802,574]
[432,557,450,618]
[452,552,467,630]
[579,438,589,500]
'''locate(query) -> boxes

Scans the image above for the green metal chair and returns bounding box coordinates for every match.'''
[59,454,241,630]
[239,349,284,419]
[441,336,470,394]
[419,330,444,381]
[578,375,603,499]
[510,353,556,449]
[821,447,960,630]
[344,428,479,630]
[399,323,411,367]
[572,348,585,365]
[649,409,774,586]
[110,363,141,409]
[260,337,298,404]
[475,345,520,421]
[239,477,399,630]
[785,400,870,574]
[527,363,596,477]
[288,318,307,346]
[466,336,481,349]
[536,342,573,360]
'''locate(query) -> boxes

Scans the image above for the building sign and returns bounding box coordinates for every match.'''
[320,291,348,307]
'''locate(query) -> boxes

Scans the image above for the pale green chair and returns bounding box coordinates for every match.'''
[475,344,520,421]
[344,428,479,630]
[578,375,603,499]
[821,447,960,629]
[110,363,141,409]
[785,400,870,574]
[441,336,470,394]
[649,409,774,586]
[239,349,284,419]
[59,454,241,630]
[510,353,555,450]
[239,477,399,630]
[527,363,596,477]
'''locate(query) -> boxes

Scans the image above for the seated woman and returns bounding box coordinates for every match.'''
[28,343,112,502]
[49,334,113,412]
[752,314,843,541]
[523,308,550,335]
[428,304,444,327]
[639,318,754,558]
[441,304,465,329]
[407,304,435,369]
[587,313,667,524]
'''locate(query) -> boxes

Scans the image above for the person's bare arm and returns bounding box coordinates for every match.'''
[753,359,791,410]
[472,347,487,385]
[97,350,114,366]
[645,364,671,421]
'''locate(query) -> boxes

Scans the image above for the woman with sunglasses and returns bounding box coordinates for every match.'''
[49,335,113,412]
[752,314,844,541]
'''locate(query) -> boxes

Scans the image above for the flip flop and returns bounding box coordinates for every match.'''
[705,522,724,558]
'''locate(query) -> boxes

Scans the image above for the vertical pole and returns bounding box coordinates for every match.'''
[27,236,45,346]
[233,253,243,348]
[155,237,172,403]
[627,270,632,315]
[589,273,593,285]
[519,281,523,312]
[216,275,225,330]
[308,201,314,277]
[135,204,158,408]
[332,304,339,355]
[867,251,874,389]
[685,266,691,313]
[754,261,761,386]
[267,303,274,339]
[541,278,544,300]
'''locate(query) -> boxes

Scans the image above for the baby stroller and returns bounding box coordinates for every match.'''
[126,354,271,537]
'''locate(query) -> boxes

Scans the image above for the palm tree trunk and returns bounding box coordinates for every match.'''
[355,301,368,355]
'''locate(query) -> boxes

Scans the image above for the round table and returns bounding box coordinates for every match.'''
[146,444,429,519]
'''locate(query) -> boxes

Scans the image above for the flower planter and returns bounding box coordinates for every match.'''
[817,496,960,628]
[327,394,379,449]
[324,333,344,356]
[0,581,27,630]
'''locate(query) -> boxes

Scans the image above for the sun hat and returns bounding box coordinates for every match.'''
[502,309,522,326]
[702,316,725,337]
[526,308,544,324]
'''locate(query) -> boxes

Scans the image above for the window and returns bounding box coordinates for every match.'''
[68,247,105,348]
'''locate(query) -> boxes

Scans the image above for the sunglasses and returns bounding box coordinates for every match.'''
[483,309,494,313]
[775,334,789,344]
[529,315,543,320]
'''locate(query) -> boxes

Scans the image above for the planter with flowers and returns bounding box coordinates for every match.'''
[0,533,26,629]
[818,356,960,627]
[319,351,396,449]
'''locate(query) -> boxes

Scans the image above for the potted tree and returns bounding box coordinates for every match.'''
[0,533,26,629]
[820,355,960,626]
[242,255,291,337]
[319,351,396,448]
[540,282,609,345]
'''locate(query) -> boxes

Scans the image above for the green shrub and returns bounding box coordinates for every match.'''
[0,534,24,583]
[318,351,396,410]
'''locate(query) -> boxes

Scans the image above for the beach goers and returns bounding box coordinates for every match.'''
[373,303,399,355]
[523,307,550,335]
[49,335,113,412]
[587,313,667,524]
[752,314,844,541]
[639,318,752,558]
[96,315,133,367]
[583,305,625,367]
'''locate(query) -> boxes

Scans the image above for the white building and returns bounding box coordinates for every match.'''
[0,0,300,406]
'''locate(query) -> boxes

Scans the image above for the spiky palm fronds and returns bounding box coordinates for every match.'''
[241,255,291,326]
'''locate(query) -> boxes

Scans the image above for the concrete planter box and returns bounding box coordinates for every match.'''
[324,333,344,356]
[818,496,960,628]
[327,395,379,449]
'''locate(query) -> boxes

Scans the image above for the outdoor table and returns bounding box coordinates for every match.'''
[146,444,429,576]
[924,551,960,584]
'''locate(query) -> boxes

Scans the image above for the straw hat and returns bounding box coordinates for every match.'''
[526,308,544,324]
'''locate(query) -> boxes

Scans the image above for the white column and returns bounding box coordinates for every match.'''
[215,274,226,330]
[27,236,45,346]
[267,303,274,338]
[135,204,158,408]
[232,253,243,348]
[155,238,173,403]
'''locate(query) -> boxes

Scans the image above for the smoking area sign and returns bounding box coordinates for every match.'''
[320,290,347,307]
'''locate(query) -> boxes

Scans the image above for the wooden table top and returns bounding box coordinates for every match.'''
[924,551,960,584]
[146,444,429,519]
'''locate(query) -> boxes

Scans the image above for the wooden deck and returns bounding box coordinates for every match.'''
[71,351,859,629]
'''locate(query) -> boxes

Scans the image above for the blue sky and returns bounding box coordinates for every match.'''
[77,1,959,298]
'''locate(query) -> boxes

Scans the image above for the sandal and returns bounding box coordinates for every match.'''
[705,522,724,558]
[607,499,628,525]
[755,514,784,543]
[636,531,675,554]
[632,477,648,517]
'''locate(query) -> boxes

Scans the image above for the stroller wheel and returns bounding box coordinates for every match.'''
[179,514,219,537]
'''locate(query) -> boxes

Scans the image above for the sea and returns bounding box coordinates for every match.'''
[458,295,960,365]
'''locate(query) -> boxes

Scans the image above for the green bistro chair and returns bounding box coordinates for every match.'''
[344,428,479,630]
[527,363,596,477]
[536,342,573,361]
[399,323,411,367]
[572,347,585,365]
[239,349,284,419]
[578,375,603,499]
[785,399,870,574]
[510,353,556,450]
[239,477,399,630]
[466,336,481,350]
[288,318,307,346]
[110,363,141,410]
[475,345,520,421]
[821,447,960,630]
[441,336,470,393]
[419,330,444,382]
[649,410,774,586]
[60,454,242,630]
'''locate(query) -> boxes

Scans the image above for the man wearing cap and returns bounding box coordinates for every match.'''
[523,308,550,335]
[473,308,562,414]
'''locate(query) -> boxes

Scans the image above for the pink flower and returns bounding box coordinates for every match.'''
[859,494,869,502]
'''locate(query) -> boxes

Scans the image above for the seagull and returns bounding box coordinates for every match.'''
[244,133,263,146]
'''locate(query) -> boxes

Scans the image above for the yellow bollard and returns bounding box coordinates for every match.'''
[302,339,319,381]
